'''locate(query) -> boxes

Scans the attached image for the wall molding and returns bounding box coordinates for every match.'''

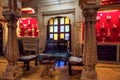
[42,8,75,16]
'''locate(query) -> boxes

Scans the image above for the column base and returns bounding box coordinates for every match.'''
[1,62,23,80]
[1,73,22,80]
[81,68,97,80]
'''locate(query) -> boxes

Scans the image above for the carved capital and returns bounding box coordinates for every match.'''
[2,0,22,15]
[82,5,99,21]
[2,11,19,23]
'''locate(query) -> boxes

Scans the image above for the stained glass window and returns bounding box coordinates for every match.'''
[48,17,71,47]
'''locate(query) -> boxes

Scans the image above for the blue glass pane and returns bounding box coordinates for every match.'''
[65,33,69,40]
[54,26,58,32]
[50,34,53,39]
[60,26,64,32]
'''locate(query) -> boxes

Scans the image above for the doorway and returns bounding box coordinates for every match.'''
[0,23,3,56]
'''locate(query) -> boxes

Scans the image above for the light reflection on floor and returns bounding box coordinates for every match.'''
[0,57,120,80]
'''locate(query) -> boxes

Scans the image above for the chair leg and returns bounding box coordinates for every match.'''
[68,63,72,76]
[26,61,30,71]
[35,57,38,66]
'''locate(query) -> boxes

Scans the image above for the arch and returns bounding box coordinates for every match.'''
[40,12,75,52]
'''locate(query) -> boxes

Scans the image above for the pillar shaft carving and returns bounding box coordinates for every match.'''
[3,12,19,61]
[81,5,99,80]
[1,11,22,80]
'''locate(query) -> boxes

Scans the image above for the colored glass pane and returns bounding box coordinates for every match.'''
[50,19,53,25]
[65,33,69,40]
[54,34,58,40]
[60,26,64,32]
[50,26,53,32]
[60,18,64,24]
[54,18,58,25]
[65,17,69,24]
[60,34,64,39]
[50,34,53,39]
[65,25,69,32]
[54,26,58,32]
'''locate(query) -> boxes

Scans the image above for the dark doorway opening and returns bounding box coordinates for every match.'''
[0,23,3,56]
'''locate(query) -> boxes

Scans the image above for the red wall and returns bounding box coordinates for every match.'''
[96,10,120,42]
[18,18,39,37]
[101,0,120,5]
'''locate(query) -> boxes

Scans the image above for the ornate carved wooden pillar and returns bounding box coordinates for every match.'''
[2,11,22,80]
[1,0,22,80]
[81,5,99,80]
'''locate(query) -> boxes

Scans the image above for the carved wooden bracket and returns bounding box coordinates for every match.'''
[2,11,19,23]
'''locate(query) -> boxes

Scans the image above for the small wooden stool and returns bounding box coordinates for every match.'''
[19,55,38,71]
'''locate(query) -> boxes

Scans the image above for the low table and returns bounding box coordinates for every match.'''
[38,54,62,79]
[19,55,38,71]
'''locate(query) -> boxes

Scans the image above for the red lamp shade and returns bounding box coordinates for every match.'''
[22,7,35,14]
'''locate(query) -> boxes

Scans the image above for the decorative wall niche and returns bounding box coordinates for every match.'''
[95,10,120,42]
[18,18,39,37]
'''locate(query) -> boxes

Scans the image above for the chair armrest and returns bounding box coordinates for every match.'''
[69,56,82,62]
